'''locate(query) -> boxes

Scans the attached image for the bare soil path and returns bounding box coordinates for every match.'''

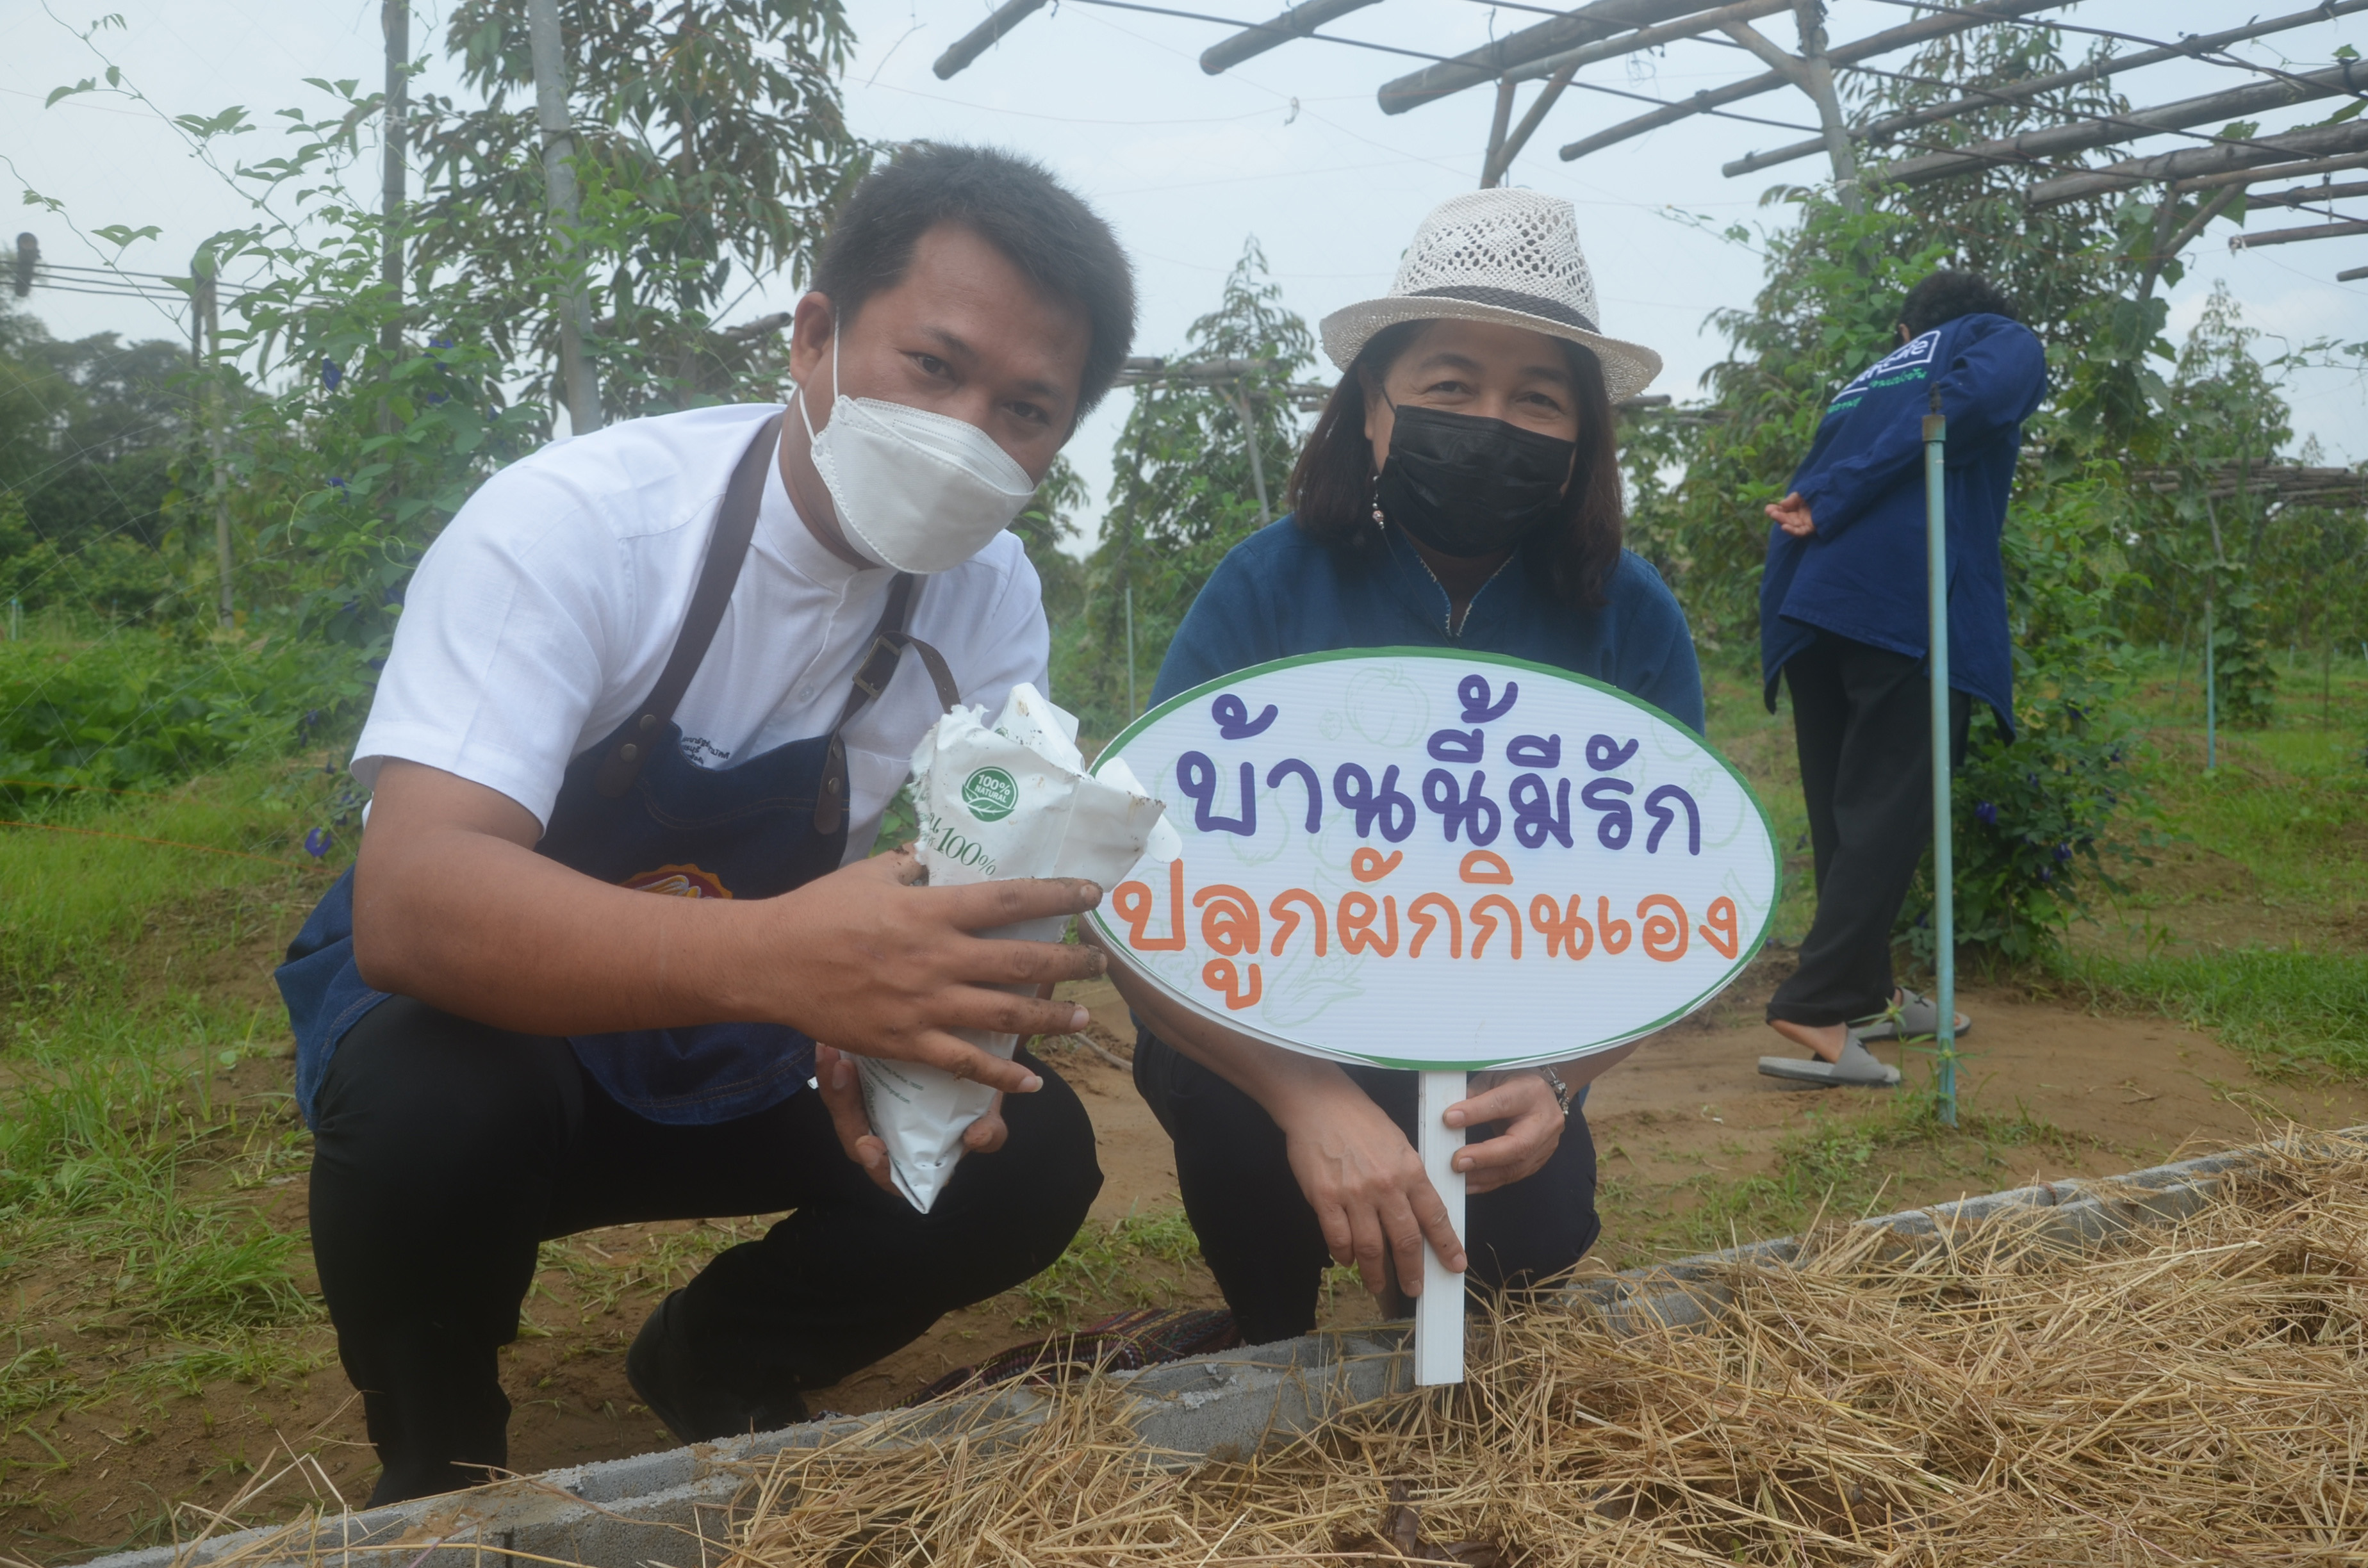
[10,934,2363,1560]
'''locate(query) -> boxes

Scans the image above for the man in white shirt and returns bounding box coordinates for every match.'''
[277,145,1137,1503]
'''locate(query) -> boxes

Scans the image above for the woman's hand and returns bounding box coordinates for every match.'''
[1444,1072,1565,1195]
[1765,493,1816,537]
[1274,1077,1467,1300]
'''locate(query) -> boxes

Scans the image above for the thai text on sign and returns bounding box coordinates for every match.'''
[1087,650,1782,1071]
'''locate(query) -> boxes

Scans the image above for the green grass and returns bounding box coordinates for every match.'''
[1007,1207,1206,1330]
[1602,1095,2079,1268]
[2046,646,2368,1075]
[1,761,336,1453]
[2061,948,2368,1078]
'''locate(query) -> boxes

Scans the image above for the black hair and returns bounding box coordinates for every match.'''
[810,143,1137,416]
[1285,318,1625,610]
[1898,270,2016,337]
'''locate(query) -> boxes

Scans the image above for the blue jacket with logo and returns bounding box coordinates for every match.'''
[1157,517,1704,735]
[1758,311,2046,735]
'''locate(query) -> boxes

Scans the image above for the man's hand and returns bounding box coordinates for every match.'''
[1276,1079,1467,1300]
[1766,493,1816,537]
[814,1042,1008,1193]
[760,849,1103,1096]
[353,762,1106,1095]
[1443,1072,1565,1195]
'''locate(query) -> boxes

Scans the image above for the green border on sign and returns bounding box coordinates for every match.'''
[1087,647,1786,1071]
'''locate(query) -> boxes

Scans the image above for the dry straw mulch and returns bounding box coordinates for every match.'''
[720,1139,2368,1566]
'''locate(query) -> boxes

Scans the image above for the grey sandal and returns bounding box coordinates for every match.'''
[1758,1035,1902,1088]
[1854,988,1970,1042]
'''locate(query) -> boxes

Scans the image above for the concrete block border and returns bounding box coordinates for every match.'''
[83,1127,2360,1568]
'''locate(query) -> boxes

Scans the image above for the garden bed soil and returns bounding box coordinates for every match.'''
[11,932,2368,1560]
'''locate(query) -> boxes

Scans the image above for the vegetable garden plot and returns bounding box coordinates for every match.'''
[716,1138,2368,1567]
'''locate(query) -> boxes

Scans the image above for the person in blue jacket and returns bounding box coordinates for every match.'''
[1093,190,1703,1346]
[1756,270,2046,1088]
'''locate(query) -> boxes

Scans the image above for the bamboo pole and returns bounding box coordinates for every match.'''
[1380,0,1713,117]
[933,0,1050,80]
[1557,0,2067,162]
[1791,1,1862,212]
[1723,0,2368,179]
[1199,0,1379,76]
[1880,61,2368,189]
[2028,119,2368,206]
[1508,0,1790,84]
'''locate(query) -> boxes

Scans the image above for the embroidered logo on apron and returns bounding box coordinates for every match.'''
[623,863,734,899]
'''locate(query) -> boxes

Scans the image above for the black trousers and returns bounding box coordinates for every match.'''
[309,996,1101,1503]
[1131,1031,1599,1347]
[1767,631,1971,1029]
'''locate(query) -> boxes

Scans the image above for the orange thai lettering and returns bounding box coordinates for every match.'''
[1269,888,1328,956]
[1408,892,1463,958]
[1470,894,1524,960]
[1638,895,1688,961]
[1529,894,1593,960]
[1700,895,1740,960]
[1112,858,1188,951]
[1597,895,1632,955]
[1201,958,1263,1009]
[1339,892,1399,956]
[1458,849,1514,884]
[1193,883,1261,956]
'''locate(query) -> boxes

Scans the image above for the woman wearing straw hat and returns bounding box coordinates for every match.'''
[1101,190,1702,1346]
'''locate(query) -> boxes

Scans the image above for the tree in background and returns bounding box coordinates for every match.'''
[2146,284,2292,727]
[0,301,192,616]
[1063,240,1313,737]
[413,0,864,418]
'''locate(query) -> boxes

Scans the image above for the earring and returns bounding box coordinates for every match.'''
[1369,473,1387,535]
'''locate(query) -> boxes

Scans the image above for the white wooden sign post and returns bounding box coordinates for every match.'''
[1090,650,1780,1384]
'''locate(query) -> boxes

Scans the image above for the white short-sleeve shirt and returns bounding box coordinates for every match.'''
[352,402,1052,863]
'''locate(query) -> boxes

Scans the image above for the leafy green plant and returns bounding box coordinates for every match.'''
[0,624,369,798]
[1902,464,2151,964]
[1062,240,1314,735]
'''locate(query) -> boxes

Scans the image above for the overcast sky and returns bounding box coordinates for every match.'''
[7,1,2365,544]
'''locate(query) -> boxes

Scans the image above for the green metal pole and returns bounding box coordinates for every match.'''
[1923,387,1957,1129]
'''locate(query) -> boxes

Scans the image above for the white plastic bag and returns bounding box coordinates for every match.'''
[854,683,1178,1212]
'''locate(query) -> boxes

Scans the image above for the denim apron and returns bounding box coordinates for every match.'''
[276,416,960,1129]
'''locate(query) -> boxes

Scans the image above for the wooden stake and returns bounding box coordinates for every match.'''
[1414,1070,1466,1387]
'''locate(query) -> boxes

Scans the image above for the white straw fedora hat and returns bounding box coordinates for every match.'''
[1320,189,1663,404]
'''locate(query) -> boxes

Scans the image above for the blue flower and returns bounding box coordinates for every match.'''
[300,709,321,731]
[1974,801,1998,827]
[327,475,349,493]
[321,357,343,391]
[2053,842,2072,863]
[2039,865,2054,884]
[304,827,333,859]
[429,335,454,351]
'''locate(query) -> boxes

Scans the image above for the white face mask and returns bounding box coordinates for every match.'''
[796,329,1037,574]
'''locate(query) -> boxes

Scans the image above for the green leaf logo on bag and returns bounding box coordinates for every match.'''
[960,765,1019,822]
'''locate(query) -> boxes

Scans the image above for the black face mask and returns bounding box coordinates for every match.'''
[1375,403,1577,559]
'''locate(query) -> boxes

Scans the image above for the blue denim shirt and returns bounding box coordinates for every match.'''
[1153,517,1704,733]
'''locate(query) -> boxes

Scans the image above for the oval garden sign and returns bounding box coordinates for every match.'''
[1089,649,1781,1072]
